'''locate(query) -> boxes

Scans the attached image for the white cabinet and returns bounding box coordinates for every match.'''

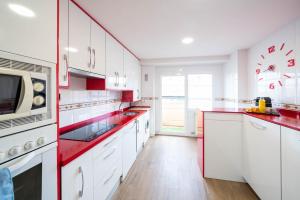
[243,115,281,200]
[68,2,106,77]
[136,116,145,154]
[204,113,243,182]
[106,34,124,90]
[124,50,141,101]
[282,127,300,200]
[69,2,91,72]
[0,0,56,63]
[59,0,69,87]
[122,121,137,179]
[90,21,106,76]
[92,132,122,200]
[62,150,93,200]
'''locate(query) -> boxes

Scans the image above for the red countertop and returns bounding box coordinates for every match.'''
[201,108,300,131]
[59,110,147,166]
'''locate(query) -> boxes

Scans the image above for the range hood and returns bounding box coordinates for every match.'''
[68,67,105,79]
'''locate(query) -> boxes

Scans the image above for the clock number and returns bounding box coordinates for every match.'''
[288,59,295,67]
[268,46,275,54]
[269,83,275,90]
[256,69,261,74]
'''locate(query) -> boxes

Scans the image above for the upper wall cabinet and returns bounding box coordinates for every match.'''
[69,2,92,72]
[59,0,69,87]
[66,1,105,81]
[90,21,106,76]
[106,34,124,90]
[0,0,56,63]
[124,49,141,101]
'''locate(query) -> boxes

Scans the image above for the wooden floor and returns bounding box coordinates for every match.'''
[112,136,258,200]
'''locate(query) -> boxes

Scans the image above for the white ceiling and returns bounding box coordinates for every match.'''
[76,0,300,59]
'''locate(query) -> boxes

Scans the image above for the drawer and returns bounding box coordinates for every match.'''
[92,131,121,157]
[93,141,121,186]
[93,160,122,200]
[204,113,243,121]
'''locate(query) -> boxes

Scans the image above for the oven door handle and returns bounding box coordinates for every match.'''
[8,151,36,174]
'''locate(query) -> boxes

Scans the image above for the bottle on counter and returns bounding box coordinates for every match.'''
[258,97,266,113]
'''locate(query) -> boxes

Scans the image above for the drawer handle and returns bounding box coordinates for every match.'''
[104,136,118,147]
[78,166,84,198]
[104,168,117,185]
[250,121,267,130]
[103,148,116,160]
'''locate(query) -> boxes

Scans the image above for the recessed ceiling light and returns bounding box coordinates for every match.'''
[65,47,78,53]
[182,37,194,44]
[8,4,35,17]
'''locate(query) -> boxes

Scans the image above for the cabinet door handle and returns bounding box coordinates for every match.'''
[114,72,118,86]
[124,74,127,87]
[104,168,117,185]
[92,49,96,68]
[250,121,267,130]
[88,47,92,68]
[63,54,69,81]
[117,72,120,86]
[104,136,118,147]
[103,148,116,160]
[78,166,84,198]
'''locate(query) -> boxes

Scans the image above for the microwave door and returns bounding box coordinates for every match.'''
[0,69,33,121]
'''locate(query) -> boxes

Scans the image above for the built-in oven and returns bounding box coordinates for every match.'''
[0,124,57,200]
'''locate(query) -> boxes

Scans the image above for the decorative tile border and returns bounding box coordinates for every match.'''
[59,99,121,112]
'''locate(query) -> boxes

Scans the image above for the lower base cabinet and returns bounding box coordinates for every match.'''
[243,115,281,200]
[62,131,123,200]
[62,150,94,200]
[282,127,300,200]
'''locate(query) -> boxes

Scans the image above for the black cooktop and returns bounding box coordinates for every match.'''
[60,121,117,142]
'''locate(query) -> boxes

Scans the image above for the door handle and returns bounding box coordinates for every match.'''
[92,49,96,68]
[78,166,84,198]
[88,47,92,68]
[63,54,69,81]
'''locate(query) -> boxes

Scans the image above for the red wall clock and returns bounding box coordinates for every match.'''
[256,42,296,90]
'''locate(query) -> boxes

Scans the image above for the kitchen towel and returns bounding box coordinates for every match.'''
[0,168,14,200]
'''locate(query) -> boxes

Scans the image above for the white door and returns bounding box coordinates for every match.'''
[90,20,106,76]
[62,151,93,200]
[243,115,281,200]
[160,76,186,135]
[59,0,69,87]
[282,127,300,200]
[0,0,56,63]
[69,2,91,72]
[106,34,124,89]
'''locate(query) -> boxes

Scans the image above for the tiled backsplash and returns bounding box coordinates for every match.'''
[59,76,129,128]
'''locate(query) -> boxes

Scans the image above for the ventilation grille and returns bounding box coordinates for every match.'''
[0,57,47,73]
[0,114,50,130]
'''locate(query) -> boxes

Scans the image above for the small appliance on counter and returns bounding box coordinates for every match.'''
[254,97,272,107]
[245,97,280,116]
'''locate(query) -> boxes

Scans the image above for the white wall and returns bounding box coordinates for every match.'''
[247,18,300,105]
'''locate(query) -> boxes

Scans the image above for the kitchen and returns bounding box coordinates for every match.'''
[0,0,299,200]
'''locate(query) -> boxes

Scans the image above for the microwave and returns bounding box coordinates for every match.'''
[0,68,48,121]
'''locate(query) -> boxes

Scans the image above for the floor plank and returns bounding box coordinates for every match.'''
[112,136,258,200]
